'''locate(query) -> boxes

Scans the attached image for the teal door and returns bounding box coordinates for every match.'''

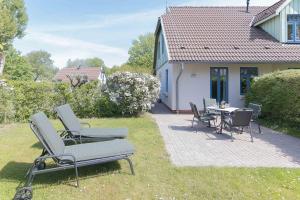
[210,67,228,103]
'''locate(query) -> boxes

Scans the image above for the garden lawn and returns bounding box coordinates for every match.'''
[0,114,300,200]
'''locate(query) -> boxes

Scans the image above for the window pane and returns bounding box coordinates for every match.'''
[240,67,258,95]
[296,23,300,41]
[288,24,294,41]
[241,77,247,94]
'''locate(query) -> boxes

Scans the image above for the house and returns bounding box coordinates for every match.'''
[54,66,106,83]
[154,0,300,113]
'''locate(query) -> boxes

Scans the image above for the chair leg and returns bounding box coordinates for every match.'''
[249,124,254,143]
[230,127,234,142]
[124,157,135,175]
[74,163,79,187]
[258,123,262,134]
[191,117,194,128]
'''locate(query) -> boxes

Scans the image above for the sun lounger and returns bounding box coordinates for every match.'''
[14,112,135,200]
[55,104,128,142]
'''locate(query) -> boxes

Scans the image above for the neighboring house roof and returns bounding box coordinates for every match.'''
[54,67,101,82]
[156,6,300,64]
[252,0,289,26]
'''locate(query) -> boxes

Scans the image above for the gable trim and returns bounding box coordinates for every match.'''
[160,18,171,62]
[253,13,277,26]
[276,0,293,14]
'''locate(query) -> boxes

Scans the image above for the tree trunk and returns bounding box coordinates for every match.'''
[0,54,5,75]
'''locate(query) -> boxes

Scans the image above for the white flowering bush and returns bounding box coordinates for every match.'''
[105,72,160,116]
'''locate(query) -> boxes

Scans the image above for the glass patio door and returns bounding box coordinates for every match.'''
[210,67,228,103]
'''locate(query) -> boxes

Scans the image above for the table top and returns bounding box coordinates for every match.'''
[207,106,239,113]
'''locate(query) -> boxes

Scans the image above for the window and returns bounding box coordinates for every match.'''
[165,69,168,92]
[240,67,258,95]
[287,14,300,43]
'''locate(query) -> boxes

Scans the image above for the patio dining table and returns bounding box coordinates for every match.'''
[207,106,239,134]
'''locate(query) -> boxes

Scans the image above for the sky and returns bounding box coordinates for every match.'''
[14,0,279,68]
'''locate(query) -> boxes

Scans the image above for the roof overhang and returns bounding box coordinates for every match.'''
[253,13,278,26]
[169,60,300,65]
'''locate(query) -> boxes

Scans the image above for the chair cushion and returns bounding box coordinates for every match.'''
[55,104,81,131]
[31,112,65,155]
[79,128,128,138]
[64,139,135,162]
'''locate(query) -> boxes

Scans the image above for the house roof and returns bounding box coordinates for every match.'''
[157,6,300,64]
[252,0,288,26]
[54,67,101,82]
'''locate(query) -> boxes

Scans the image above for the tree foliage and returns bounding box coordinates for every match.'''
[3,47,33,80]
[0,0,28,49]
[66,57,106,68]
[127,33,155,70]
[25,50,57,81]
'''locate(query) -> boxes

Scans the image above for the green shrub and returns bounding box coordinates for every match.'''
[245,70,300,124]
[70,81,101,118]
[97,95,120,117]
[10,81,56,121]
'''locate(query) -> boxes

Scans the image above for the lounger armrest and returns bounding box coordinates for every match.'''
[80,122,91,128]
[35,153,77,163]
[63,130,83,143]
[63,138,77,145]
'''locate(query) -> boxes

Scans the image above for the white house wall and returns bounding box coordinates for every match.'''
[157,62,175,110]
[260,15,281,41]
[173,63,299,111]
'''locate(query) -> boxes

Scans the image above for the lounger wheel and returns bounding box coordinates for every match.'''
[35,160,46,170]
[14,187,33,200]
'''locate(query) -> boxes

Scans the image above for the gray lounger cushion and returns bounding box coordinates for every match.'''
[64,139,134,161]
[30,112,134,162]
[80,128,128,138]
[31,112,65,155]
[55,104,128,138]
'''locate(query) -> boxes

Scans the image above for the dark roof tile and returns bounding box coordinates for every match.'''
[159,6,300,64]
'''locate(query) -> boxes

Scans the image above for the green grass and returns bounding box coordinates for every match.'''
[259,118,300,138]
[1,114,300,199]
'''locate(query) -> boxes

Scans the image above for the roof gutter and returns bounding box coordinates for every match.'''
[176,63,184,114]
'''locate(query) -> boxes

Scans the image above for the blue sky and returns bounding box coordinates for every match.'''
[14,0,279,68]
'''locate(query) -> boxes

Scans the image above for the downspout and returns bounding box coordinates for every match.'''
[176,63,184,114]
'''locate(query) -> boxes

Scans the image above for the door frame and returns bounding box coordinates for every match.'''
[210,67,229,102]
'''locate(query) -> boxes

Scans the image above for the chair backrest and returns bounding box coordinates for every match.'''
[248,103,262,119]
[55,104,81,132]
[231,109,253,127]
[30,112,65,156]
[203,98,217,113]
[189,102,200,118]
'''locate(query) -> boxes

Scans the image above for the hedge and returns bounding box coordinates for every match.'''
[0,72,160,123]
[0,81,102,123]
[245,69,300,124]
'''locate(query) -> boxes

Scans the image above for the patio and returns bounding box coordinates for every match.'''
[152,103,300,168]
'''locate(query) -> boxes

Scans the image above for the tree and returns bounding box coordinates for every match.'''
[3,47,33,80]
[0,0,28,74]
[66,57,106,68]
[127,33,155,69]
[25,50,57,81]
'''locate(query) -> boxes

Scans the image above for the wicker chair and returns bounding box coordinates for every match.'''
[248,103,262,134]
[224,108,253,142]
[189,102,216,131]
